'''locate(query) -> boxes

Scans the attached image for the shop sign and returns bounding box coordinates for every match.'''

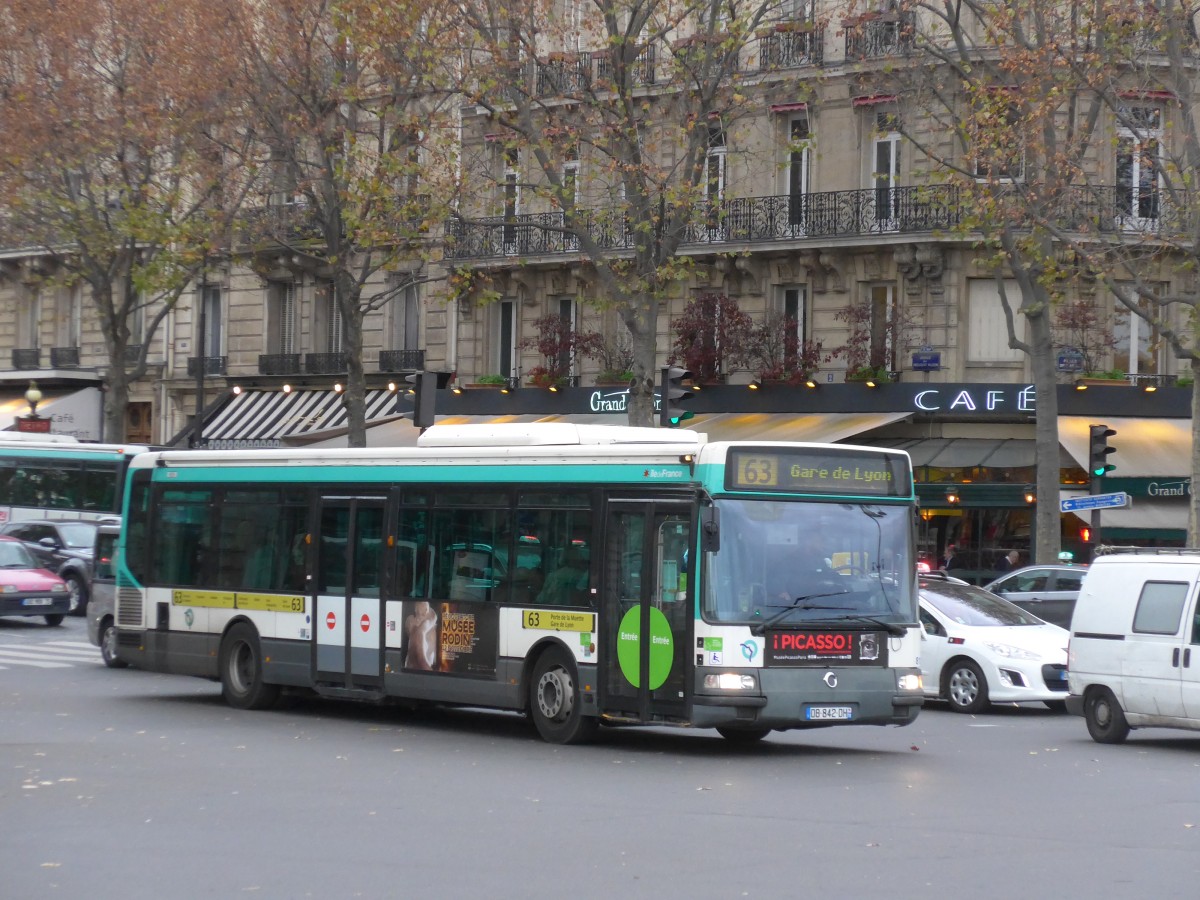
[912,384,1036,414]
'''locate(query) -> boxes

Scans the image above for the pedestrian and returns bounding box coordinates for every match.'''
[942,543,960,571]
[996,549,1020,572]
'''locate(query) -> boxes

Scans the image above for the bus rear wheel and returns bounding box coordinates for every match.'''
[220,623,280,710]
[529,647,597,745]
[100,619,127,669]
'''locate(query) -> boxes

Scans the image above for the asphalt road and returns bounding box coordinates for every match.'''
[3,616,1198,900]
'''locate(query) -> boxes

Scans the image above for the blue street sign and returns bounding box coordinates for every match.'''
[1059,492,1130,513]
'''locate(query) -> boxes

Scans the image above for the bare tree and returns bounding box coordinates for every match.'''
[448,0,789,425]
[0,0,250,440]
[227,0,462,446]
[890,0,1123,562]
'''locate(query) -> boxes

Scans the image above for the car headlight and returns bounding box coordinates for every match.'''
[703,673,758,691]
[0,584,15,593]
[982,641,1039,661]
[51,583,68,593]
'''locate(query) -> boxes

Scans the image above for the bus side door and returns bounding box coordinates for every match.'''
[601,501,692,723]
[313,496,386,690]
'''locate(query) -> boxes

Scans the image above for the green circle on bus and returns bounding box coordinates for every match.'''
[616,605,674,690]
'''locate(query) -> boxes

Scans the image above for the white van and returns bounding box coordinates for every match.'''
[1065,548,1200,743]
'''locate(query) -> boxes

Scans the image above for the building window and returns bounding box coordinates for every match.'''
[199,284,223,358]
[966,279,1023,363]
[494,298,517,377]
[57,284,82,349]
[871,111,901,227]
[319,281,343,353]
[705,124,726,203]
[269,281,297,355]
[500,146,520,252]
[973,103,1024,181]
[777,285,808,343]
[20,285,42,349]
[1116,105,1161,227]
[391,281,420,353]
[786,115,811,232]
[1113,289,1162,375]
[557,295,577,376]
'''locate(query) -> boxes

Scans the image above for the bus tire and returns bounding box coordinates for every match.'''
[529,647,597,745]
[220,623,280,711]
[100,618,128,669]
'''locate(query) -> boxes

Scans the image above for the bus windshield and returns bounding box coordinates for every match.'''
[703,498,915,627]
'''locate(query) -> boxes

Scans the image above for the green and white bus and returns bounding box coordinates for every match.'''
[0,437,151,525]
[114,424,923,743]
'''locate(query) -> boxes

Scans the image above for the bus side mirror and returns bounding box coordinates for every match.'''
[700,506,720,553]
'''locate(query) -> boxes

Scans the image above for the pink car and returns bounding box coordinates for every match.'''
[0,535,71,626]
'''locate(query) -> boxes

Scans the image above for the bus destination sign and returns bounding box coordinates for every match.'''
[727,447,910,497]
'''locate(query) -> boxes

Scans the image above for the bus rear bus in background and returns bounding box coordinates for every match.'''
[111,424,923,744]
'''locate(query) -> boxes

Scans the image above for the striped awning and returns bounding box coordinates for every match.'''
[198,389,402,448]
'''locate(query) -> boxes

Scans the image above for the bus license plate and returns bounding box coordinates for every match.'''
[806,705,853,721]
[23,598,52,606]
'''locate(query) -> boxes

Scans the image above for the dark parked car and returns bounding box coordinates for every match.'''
[983,564,1087,630]
[0,519,106,615]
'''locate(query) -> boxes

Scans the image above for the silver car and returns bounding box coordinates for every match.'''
[983,565,1088,630]
[85,524,126,668]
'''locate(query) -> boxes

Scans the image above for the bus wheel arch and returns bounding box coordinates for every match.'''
[99,615,127,669]
[219,620,281,711]
[526,641,598,745]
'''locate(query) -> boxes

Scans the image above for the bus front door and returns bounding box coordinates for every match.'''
[601,502,692,723]
[313,496,386,691]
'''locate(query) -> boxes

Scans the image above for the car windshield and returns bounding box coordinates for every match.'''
[58,523,97,549]
[0,540,36,568]
[703,498,916,626]
[922,581,1044,626]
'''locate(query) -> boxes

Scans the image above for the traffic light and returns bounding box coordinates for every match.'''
[404,371,437,430]
[659,366,695,428]
[1088,424,1117,479]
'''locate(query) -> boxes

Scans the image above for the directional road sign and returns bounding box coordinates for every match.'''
[1059,492,1131,513]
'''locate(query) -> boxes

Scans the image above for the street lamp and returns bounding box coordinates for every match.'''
[24,381,42,416]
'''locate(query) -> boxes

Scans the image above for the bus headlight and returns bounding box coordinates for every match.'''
[897,673,923,692]
[703,673,758,691]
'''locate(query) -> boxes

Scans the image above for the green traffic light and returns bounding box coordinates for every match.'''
[669,411,695,426]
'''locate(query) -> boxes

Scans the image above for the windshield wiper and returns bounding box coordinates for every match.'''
[750,592,848,635]
[824,613,910,637]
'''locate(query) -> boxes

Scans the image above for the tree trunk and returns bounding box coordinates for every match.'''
[1191,357,1200,546]
[1027,305,1063,565]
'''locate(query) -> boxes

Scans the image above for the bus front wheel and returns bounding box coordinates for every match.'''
[220,623,281,710]
[529,647,598,745]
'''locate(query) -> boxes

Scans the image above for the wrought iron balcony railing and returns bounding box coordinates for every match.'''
[258,353,302,376]
[186,356,228,377]
[758,23,825,69]
[592,45,657,88]
[379,349,425,371]
[305,352,348,375]
[12,348,40,369]
[50,346,79,368]
[845,13,915,59]
[444,185,963,260]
